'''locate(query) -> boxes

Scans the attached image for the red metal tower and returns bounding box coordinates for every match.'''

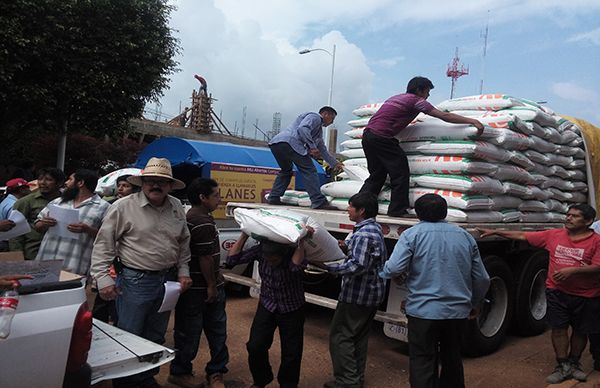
[446,47,469,99]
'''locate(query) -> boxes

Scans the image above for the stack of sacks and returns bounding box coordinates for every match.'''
[329,95,588,223]
[265,190,332,208]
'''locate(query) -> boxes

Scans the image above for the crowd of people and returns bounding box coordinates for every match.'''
[0,95,599,387]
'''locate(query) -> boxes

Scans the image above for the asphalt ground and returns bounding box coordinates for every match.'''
[93,289,600,388]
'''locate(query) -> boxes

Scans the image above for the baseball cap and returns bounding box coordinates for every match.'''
[6,178,30,190]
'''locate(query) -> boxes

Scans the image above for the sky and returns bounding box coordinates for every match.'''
[154,0,600,146]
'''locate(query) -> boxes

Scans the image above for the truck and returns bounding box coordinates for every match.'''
[223,116,600,356]
[0,262,175,388]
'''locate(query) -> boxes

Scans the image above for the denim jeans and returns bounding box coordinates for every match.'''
[268,142,327,208]
[112,267,177,388]
[170,286,229,377]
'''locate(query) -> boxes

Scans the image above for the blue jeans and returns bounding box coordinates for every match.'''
[269,142,327,208]
[170,286,229,377]
[113,267,177,388]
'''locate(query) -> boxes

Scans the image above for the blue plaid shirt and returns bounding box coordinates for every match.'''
[328,218,387,306]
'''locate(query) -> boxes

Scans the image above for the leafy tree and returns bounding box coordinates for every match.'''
[0,0,179,166]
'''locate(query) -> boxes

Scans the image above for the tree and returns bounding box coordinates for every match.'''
[0,0,179,167]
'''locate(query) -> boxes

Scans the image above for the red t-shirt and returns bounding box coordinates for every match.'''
[526,229,600,297]
[366,93,434,138]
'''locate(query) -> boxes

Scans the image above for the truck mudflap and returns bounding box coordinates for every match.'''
[89,319,175,384]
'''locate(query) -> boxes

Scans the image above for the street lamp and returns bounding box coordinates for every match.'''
[299,44,337,152]
[299,44,336,106]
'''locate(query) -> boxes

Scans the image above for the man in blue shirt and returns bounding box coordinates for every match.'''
[318,192,387,388]
[0,178,30,251]
[380,193,490,388]
[268,106,342,209]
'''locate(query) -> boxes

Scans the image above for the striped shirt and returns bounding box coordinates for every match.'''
[227,244,306,313]
[36,194,110,275]
[186,207,224,289]
[328,218,387,306]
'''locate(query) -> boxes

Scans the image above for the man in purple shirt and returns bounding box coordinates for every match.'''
[360,76,484,217]
[268,106,342,209]
[226,231,311,388]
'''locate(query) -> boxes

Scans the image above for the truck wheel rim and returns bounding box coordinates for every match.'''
[529,269,547,320]
[479,276,508,338]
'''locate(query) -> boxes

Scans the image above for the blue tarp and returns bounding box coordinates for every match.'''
[134,137,328,189]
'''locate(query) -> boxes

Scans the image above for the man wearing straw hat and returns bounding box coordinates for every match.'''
[91,157,192,388]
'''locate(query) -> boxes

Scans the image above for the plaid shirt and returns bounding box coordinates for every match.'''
[328,218,387,306]
[227,244,306,313]
[36,194,110,275]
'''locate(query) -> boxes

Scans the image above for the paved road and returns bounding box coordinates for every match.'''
[94,290,599,388]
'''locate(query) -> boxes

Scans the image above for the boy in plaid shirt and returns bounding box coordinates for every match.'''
[317,192,387,388]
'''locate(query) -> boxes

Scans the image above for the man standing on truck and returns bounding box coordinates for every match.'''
[267,106,343,210]
[380,193,490,388]
[168,178,229,388]
[479,204,600,384]
[34,169,109,275]
[359,77,484,217]
[10,167,65,259]
[91,157,193,388]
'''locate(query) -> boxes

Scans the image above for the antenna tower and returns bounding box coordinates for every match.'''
[480,11,490,94]
[446,47,469,99]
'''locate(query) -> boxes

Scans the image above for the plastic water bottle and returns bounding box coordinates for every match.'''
[0,290,19,339]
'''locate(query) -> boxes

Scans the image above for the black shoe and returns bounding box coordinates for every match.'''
[314,204,339,210]
[387,210,414,218]
[267,198,283,205]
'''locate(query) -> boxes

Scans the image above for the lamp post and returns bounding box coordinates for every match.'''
[299,44,337,151]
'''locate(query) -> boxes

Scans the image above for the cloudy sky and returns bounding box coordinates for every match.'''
[155,0,600,145]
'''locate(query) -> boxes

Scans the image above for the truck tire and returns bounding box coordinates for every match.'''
[513,251,548,336]
[462,255,514,356]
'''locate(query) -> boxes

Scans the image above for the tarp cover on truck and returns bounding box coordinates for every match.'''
[563,116,600,210]
[134,137,328,189]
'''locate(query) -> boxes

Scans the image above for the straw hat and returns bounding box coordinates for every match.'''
[128,157,186,190]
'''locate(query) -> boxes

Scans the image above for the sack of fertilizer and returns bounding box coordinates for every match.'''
[548,165,571,179]
[344,127,365,138]
[330,198,351,211]
[502,182,532,198]
[489,165,534,184]
[352,103,383,117]
[502,107,558,128]
[476,112,520,130]
[544,199,568,213]
[568,170,586,181]
[529,135,558,153]
[543,177,574,191]
[512,117,548,137]
[395,120,478,142]
[570,181,588,192]
[524,150,550,165]
[490,195,523,210]
[519,200,549,212]
[521,212,551,223]
[303,217,347,262]
[499,209,522,223]
[412,174,504,194]
[549,188,586,203]
[407,155,497,175]
[567,159,586,169]
[234,208,309,244]
[343,158,368,167]
[437,94,524,111]
[400,141,432,154]
[542,126,563,144]
[560,130,582,145]
[548,212,567,223]
[485,128,532,150]
[444,209,504,223]
[409,188,493,210]
[523,185,552,201]
[320,180,363,198]
[417,141,512,162]
[508,151,535,170]
[340,138,363,149]
[281,190,308,205]
[343,165,370,182]
[347,117,371,128]
[545,152,574,168]
[340,148,365,159]
[530,174,549,186]
[556,145,585,158]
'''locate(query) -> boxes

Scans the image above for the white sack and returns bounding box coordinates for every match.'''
[344,127,365,138]
[340,139,363,149]
[233,208,308,244]
[490,196,523,210]
[352,103,383,117]
[340,148,365,159]
[412,174,504,194]
[417,141,512,162]
[407,155,497,175]
[303,217,347,262]
[347,117,371,128]
[437,94,524,111]
[409,188,493,210]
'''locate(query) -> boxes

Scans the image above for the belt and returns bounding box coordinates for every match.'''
[121,263,176,275]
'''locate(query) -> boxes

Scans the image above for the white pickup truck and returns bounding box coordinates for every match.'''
[0,268,174,388]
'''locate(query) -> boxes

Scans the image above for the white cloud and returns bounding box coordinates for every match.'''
[551,82,599,103]
[370,56,405,68]
[569,27,600,45]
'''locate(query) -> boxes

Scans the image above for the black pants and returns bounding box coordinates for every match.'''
[407,316,466,388]
[360,130,410,215]
[590,332,600,366]
[92,291,118,325]
[246,303,305,388]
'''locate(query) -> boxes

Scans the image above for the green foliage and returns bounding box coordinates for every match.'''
[0,0,179,143]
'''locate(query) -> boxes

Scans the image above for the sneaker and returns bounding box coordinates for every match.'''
[570,361,587,382]
[546,362,572,384]
[167,373,204,388]
[207,372,225,388]
[314,204,339,211]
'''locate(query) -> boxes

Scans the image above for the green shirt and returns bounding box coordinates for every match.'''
[9,190,57,260]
